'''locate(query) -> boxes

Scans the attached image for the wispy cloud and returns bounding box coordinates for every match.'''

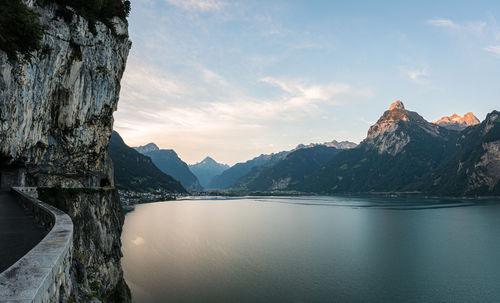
[115,59,372,158]
[118,68,367,129]
[484,45,500,57]
[408,69,427,81]
[427,18,486,36]
[164,0,226,12]
[427,19,459,29]
[261,77,351,103]
[426,18,500,58]
[399,66,429,85]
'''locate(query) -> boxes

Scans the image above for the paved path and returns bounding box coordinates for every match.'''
[0,190,46,273]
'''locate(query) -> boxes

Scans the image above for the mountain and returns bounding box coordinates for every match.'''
[231,145,342,191]
[208,151,290,189]
[295,140,357,150]
[413,111,500,196]
[189,157,229,188]
[140,149,203,191]
[108,132,186,193]
[295,101,460,193]
[134,142,160,154]
[209,139,357,190]
[434,112,480,131]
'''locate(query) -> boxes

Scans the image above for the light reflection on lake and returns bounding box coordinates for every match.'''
[122,196,500,303]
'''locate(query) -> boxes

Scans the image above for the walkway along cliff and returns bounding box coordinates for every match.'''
[0,0,131,301]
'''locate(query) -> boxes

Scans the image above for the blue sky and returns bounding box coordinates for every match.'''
[114,0,500,165]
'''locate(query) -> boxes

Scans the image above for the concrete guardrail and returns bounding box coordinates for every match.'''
[0,187,73,302]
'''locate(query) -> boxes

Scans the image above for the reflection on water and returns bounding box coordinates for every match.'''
[122,196,500,303]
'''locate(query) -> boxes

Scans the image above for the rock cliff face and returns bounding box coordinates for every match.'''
[415,111,500,196]
[365,101,442,155]
[0,1,130,188]
[0,1,131,302]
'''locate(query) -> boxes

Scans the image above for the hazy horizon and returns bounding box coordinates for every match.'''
[114,0,500,165]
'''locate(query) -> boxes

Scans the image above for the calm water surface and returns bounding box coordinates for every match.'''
[122,196,500,303]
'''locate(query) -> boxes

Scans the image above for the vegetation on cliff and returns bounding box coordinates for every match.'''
[37,0,131,34]
[0,0,130,61]
[0,0,44,61]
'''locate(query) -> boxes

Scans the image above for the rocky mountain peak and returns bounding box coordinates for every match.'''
[365,101,440,155]
[202,156,216,164]
[433,112,480,131]
[389,100,405,110]
[367,100,428,137]
[134,142,160,154]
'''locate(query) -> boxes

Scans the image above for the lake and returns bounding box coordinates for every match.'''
[121,196,500,302]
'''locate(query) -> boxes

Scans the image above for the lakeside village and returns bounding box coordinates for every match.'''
[119,189,184,206]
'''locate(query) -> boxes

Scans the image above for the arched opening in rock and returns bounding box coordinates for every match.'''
[100,178,111,187]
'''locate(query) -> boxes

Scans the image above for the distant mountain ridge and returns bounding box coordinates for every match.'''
[295,140,357,150]
[117,102,498,197]
[134,142,160,154]
[189,157,229,188]
[208,139,357,190]
[295,101,460,193]
[108,132,186,193]
[134,146,203,191]
[413,111,500,195]
[230,145,342,191]
[433,112,480,131]
[291,101,499,196]
[208,151,290,189]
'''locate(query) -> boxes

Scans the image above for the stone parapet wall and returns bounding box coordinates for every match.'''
[0,188,73,302]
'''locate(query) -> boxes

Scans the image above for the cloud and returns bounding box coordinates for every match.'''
[399,66,429,85]
[427,18,486,36]
[121,62,189,101]
[164,0,226,12]
[427,18,500,59]
[484,45,500,56]
[407,69,427,81]
[261,77,351,103]
[427,19,459,29]
[116,64,372,144]
[131,236,145,245]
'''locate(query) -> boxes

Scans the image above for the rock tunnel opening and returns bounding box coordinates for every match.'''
[0,161,26,189]
[100,178,111,187]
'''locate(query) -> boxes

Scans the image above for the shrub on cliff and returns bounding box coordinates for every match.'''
[38,0,131,34]
[0,0,44,62]
[0,0,130,62]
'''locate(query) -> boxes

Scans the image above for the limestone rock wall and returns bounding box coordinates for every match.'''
[38,188,130,302]
[0,1,131,302]
[0,1,131,188]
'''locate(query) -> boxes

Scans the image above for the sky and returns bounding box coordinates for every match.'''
[113,0,500,165]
